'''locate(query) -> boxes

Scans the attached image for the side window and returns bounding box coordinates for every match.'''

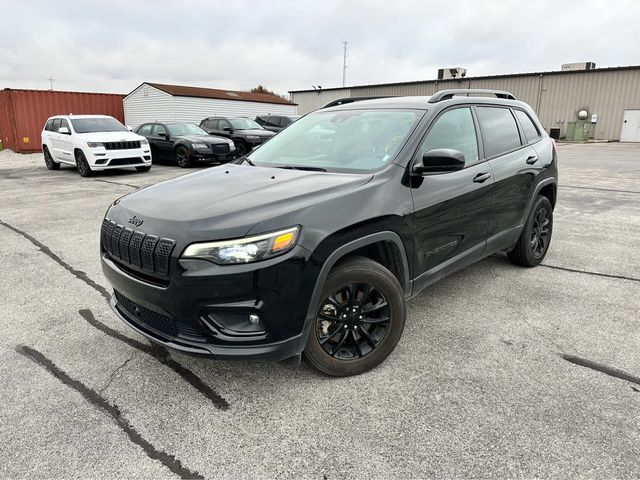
[255,117,266,126]
[45,119,54,131]
[514,109,540,143]
[138,124,152,136]
[208,119,219,130]
[152,124,166,136]
[476,107,522,158]
[51,118,62,132]
[418,107,479,166]
[59,119,71,133]
[219,120,231,130]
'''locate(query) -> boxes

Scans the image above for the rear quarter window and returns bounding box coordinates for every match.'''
[514,109,541,143]
[476,107,522,158]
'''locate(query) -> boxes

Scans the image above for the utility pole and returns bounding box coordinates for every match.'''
[341,40,348,87]
[47,76,54,90]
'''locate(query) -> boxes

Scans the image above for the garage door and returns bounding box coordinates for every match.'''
[620,110,640,142]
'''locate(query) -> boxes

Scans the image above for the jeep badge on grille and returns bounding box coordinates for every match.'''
[128,215,144,227]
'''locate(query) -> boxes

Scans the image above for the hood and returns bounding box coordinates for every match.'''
[238,129,275,137]
[78,131,145,142]
[175,134,232,145]
[109,164,372,242]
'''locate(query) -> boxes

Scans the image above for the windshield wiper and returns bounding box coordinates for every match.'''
[276,165,327,172]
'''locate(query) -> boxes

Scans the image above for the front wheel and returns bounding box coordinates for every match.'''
[175,146,191,168]
[303,256,406,377]
[508,195,553,267]
[75,150,93,177]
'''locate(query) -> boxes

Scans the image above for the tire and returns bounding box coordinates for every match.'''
[175,146,191,168]
[136,166,151,172]
[234,142,248,157]
[303,256,406,377]
[43,146,59,170]
[75,150,93,177]
[508,195,553,267]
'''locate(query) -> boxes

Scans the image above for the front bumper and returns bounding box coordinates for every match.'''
[88,147,152,170]
[190,150,236,164]
[101,245,316,361]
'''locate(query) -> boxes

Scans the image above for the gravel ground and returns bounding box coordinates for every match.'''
[0,144,639,479]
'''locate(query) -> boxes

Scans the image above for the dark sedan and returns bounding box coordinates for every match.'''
[135,122,236,168]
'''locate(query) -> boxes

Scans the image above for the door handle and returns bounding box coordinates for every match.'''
[473,172,491,183]
[526,155,539,165]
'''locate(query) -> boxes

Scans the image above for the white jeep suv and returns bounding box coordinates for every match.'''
[41,115,152,177]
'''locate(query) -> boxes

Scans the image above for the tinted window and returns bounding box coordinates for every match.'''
[419,107,479,166]
[51,118,61,131]
[152,124,167,136]
[138,124,153,136]
[255,117,267,126]
[219,120,231,130]
[207,119,219,130]
[476,107,522,158]
[45,119,54,131]
[514,109,540,143]
[70,117,127,133]
[59,119,71,132]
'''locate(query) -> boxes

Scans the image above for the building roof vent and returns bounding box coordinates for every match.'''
[437,67,467,80]
[561,62,596,71]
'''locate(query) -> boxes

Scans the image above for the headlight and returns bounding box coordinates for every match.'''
[182,226,300,265]
[192,143,210,150]
[87,142,103,148]
[246,135,260,142]
[140,139,149,146]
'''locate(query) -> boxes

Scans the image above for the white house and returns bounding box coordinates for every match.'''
[123,82,298,127]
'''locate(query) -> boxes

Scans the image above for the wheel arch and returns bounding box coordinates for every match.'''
[303,231,411,331]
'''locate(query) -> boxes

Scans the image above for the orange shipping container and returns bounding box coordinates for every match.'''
[0,88,125,153]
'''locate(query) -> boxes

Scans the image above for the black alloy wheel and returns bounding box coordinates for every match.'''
[175,146,191,168]
[303,256,406,376]
[43,146,59,170]
[531,206,551,258]
[508,195,553,267]
[75,150,93,177]
[234,142,248,157]
[316,283,390,360]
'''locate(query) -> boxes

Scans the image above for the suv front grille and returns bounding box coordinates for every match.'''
[101,219,175,276]
[104,141,141,150]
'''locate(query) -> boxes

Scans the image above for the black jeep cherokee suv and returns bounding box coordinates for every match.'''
[101,90,557,377]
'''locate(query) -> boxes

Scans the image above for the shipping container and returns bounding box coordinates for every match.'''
[0,88,125,153]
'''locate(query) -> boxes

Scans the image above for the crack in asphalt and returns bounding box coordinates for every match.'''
[540,264,640,283]
[100,351,137,394]
[93,179,142,189]
[0,219,229,410]
[562,354,640,387]
[559,184,640,195]
[17,346,204,479]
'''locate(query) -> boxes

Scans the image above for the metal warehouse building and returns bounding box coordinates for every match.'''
[289,64,640,142]
[124,82,297,128]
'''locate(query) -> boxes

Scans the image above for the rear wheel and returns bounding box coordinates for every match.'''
[175,146,191,168]
[43,146,60,170]
[234,142,248,157]
[303,256,406,377]
[508,195,553,267]
[75,150,93,177]
[136,166,151,172]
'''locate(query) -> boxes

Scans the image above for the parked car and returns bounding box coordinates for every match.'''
[101,90,557,377]
[255,114,301,132]
[135,122,236,168]
[199,117,275,156]
[41,114,151,177]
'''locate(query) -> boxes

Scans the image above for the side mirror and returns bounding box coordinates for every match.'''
[126,125,133,132]
[163,133,170,140]
[58,126,70,135]
[222,127,232,133]
[413,148,465,174]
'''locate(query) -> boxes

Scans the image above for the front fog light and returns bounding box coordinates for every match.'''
[182,226,300,265]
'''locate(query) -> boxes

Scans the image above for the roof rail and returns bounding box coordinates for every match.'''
[321,96,394,109]
[428,89,516,103]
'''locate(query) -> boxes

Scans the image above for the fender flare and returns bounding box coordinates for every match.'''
[300,231,411,343]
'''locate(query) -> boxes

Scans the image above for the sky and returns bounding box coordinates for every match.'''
[1,0,638,96]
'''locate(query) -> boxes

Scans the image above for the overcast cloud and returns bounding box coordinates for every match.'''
[1,0,637,96]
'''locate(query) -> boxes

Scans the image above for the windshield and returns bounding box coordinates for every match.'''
[166,123,208,136]
[229,118,262,130]
[71,117,127,133]
[246,109,423,172]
